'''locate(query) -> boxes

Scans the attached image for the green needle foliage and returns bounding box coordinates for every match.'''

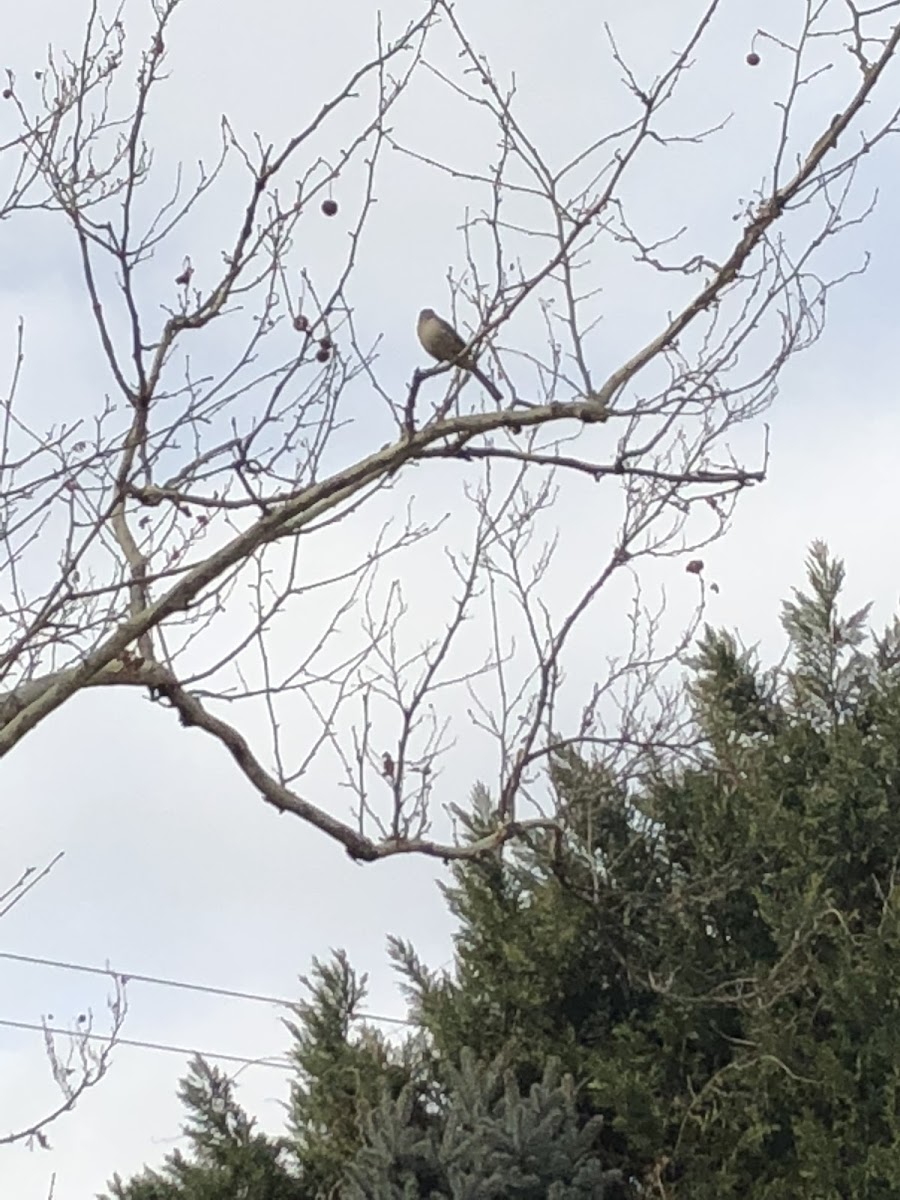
[343,1050,625,1200]
[396,543,900,1196]
[102,1057,305,1200]
[105,545,900,1199]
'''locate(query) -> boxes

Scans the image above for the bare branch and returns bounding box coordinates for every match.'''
[0,0,898,864]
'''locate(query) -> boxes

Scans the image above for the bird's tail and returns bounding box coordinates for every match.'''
[472,365,502,403]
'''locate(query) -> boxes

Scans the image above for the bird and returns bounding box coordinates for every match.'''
[416,308,502,402]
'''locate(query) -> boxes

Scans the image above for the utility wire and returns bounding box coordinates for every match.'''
[0,948,298,1008]
[0,948,413,1025]
[0,1014,292,1071]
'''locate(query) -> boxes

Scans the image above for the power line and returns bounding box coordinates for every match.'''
[0,949,297,1008]
[0,1015,292,1071]
[0,948,413,1026]
[0,950,445,1077]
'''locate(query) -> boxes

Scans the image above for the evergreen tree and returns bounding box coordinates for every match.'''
[103,970,623,1199]
[102,1057,305,1200]
[396,543,900,1196]
[343,1049,625,1200]
[105,545,900,1198]
[286,950,423,1198]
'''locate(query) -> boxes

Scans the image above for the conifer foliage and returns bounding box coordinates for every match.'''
[103,1057,304,1199]
[343,1051,624,1200]
[105,546,900,1198]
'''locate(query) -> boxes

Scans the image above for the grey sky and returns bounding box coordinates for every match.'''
[1,0,899,1195]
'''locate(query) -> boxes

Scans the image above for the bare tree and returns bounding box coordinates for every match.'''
[0,857,127,1148]
[0,0,898,862]
[0,984,127,1151]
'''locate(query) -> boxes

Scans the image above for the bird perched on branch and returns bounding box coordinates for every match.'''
[416,308,501,402]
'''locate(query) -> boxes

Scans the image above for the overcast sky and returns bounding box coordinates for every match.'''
[1,1,899,1196]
